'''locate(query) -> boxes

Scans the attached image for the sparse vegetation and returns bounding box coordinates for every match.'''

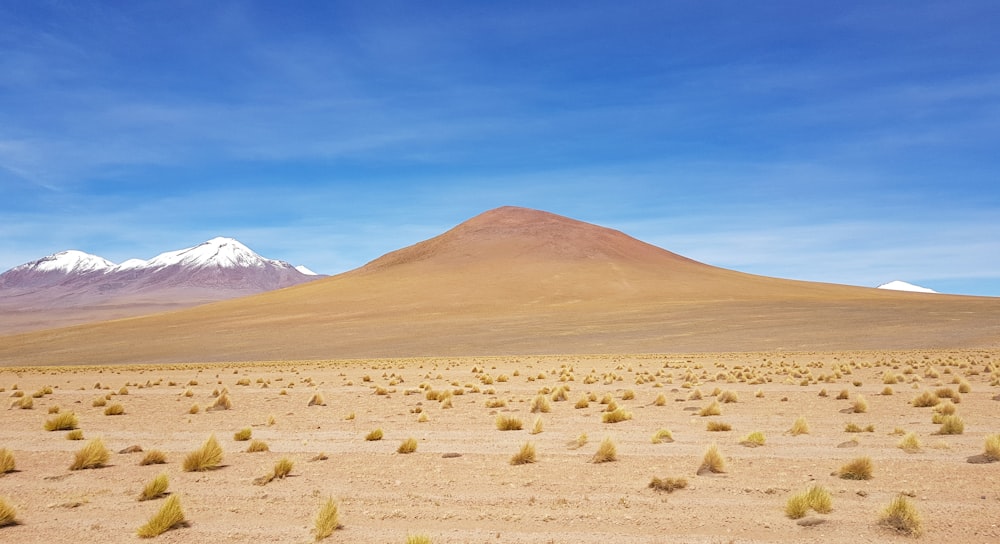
[140,450,167,465]
[234,428,252,441]
[648,476,688,493]
[66,429,84,440]
[137,494,185,538]
[366,428,384,441]
[602,407,632,423]
[786,485,832,519]
[104,403,125,416]
[898,432,922,453]
[0,496,16,527]
[698,444,726,474]
[405,535,432,544]
[740,431,765,447]
[182,435,223,472]
[936,414,964,435]
[698,400,722,416]
[789,417,809,436]
[510,442,537,465]
[985,434,1000,462]
[530,394,551,413]
[0,449,14,474]
[879,495,922,536]
[706,421,732,431]
[838,456,873,480]
[397,437,418,454]
[496,415,523,431]
[139,472,169,501]
[530,416,544,434]
[911,390,940,407]
[591,437,617,463]
[308,392,326,406]
[314,497,340,540]
[44,411,78,431]
[70,437,110,470]
[246,439,270,453]
[651,429,673,444]
[852,394,868,413]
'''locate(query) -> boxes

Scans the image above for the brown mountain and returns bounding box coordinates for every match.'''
[1,206,997,366]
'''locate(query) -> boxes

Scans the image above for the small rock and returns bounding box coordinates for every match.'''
[857,490,868,497]
[797,517,826,527]
[118,445,143,454]
[441,452,462,458]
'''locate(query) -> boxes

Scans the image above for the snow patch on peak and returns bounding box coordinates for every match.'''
[876,280,938,294]
[118,237,284,271]
[20,250,115,274]
[295,265,318,276]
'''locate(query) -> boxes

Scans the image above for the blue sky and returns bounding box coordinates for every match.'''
[2,1,999,295]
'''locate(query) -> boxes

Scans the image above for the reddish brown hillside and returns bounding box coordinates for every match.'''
[1,206,998,365]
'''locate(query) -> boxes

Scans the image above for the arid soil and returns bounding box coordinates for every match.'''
[2,350,999,543]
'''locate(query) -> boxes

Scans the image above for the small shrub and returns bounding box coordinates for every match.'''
[308,393,326,406]
[0,449,14,474]
[698,400,721,417]
[182,435,223,472]
[234,428,252,441]
[140,450,167,465]
[621,389,635,400]
[706,421,732,432]
[836,389,849,400]
[92,397,107,407]
[717,390,738,403]
[365,428,384,441]
[785,493,809,519]
[898,432,922,453]
[881,386,894,396]
[104,403,125,416]
[70,438,110,470]
[698,444,726,474]
[66,429,84,441]
[651,429,673,444]
[0,495,16,527]
[510,442,537,465]
[139,472,169,501]
[838,456,873,480]
[574,396,589,409]
[591,437,617,463]
[879,495,922,536]
[246,439,269,453]
[47,404,60,414]
[313,497,340,540]
[136,495,185,538]
[911,390,940,407]
[207,392,232,411]
[789,417,809,436]
[272,457,293,479]
[852,394,868,413]
[805,485,833,514]
[648,476,687,493]
[740,431,765,447]
[397,437,418,454]
[653,394,667,406]
[44,411,78,431]
[530,395,551,413]
[188,403,200,414]
[530,416,543,435]
[496,415,523,431]
[602,407,632,423]
[983,434,1000,461]
[406,535,432,544]
[936,414,964,435]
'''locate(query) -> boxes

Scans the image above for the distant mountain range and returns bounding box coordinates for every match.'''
[876,280,937,293]
[0,237,322,334]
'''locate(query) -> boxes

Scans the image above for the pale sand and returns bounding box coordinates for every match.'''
[1,350,999,543]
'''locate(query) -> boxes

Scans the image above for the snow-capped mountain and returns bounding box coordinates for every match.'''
[0,238,324,333]
[876,280,938,294]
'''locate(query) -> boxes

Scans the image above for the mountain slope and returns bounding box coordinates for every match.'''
[1,206,997,365]
[0,237,321,334]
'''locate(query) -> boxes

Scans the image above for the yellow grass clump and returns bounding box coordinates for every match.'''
[591,437,617,463]
[530,416,544,434]
[530,395,551,413]
[985,434,1000,462]
[838,456,873,480]
[70,438,110,470]
[139,472,169,501]
[0,449,14,474]
[0,496,17,527]
[137,495,185,538]
[898,432,922,453]
[365,428,384,441]
[911,390,940,407]
[879,495,922,536]
[234,428,252,441]
[651,429,673,444]
[496,415,523,431]
[717,390,738,403]
[104,403,125,416]
[698,444,726,474]
[706,421,732,431]
[182,435,223,472]
[789,417,809,435]
[66,429,84,440]
[406,535,432,544]
[936,414,964,435]
[140,450,167,465]
[246,439,269,453]
[851,394,868,413]
[602,407,632,423]
[44,411,78,431]
[308,392,326,406]
[698,400,721,416]
[740,431,766,447]
[510,441,537,465]
[397,437,418,454]
[648,476,687,492]
[314,496,341,540]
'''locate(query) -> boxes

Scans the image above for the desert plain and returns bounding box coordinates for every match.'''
[2,350,999,543]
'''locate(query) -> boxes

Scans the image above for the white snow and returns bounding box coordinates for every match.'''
[112,237,289,271]
[294,265,318,276]
[17,250,115,274]
[876,280,938,294]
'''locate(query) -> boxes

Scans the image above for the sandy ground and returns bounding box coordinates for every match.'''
[1,350,999,543]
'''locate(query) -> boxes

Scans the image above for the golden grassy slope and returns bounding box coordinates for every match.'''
[1,206,997,366]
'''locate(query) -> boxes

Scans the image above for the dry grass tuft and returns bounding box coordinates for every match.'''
[985,434,1000,462]
[879,495,922,536]
[234,428,252,441]
[838,456,873,480]
[717,390,738,403]
[405,535,432,544]
[140,450,167,465]
[698,443,726,474]
[0,449,15,474]
[70,437,110,470]
[182,435,223,472]
[530,416,544,435]
[785,493,809,519]
[936,414,964,435]
[365,428,384,441]
[44,411,78,431]
[530,395,551,413]
[698,400,722,417]
[786,485,832,519]
[510,442,537,465]
[0,496,16,527]
[898,432,922,453]
[103,403,125,416]
[207,392,231,411]
[139,472,169,501]
[911,390,940,407]
[66,429,84,440]
[313,496,340,540]
[496,415,523,431]
[308,392,326,406]
[137,494,185,538]
[648,476,688,493]
[706,421,732,432]
[591,437,617,463]
[789,417,810,436]
[851,394,868,413]
[246,439,269,453]
[602,407,632,423]
[651,429,673,444]
[740,431,766,447]
[397,437,418,454]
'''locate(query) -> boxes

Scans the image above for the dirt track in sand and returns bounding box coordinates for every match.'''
[2,350,999,543]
